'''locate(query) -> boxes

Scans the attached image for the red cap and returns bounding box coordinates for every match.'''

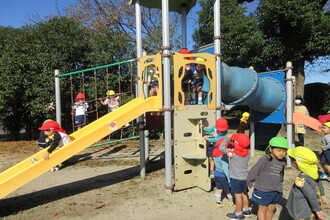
[179,48,194,60]
[76,93,85,99]
[231,133,250,148]
[216,118,228,132]
[39,121,66,133]
[39,121,60,130]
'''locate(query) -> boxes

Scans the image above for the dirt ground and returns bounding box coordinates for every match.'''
[1,129,330,220]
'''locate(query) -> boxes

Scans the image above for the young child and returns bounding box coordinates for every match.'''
[146,64,159,97]
[286,146,328,220]
[202,118,229,178]
[212,138,234,208]
[294,95,309,146]
[72,93,89,130]
[247,137,288,220]
[99,90,121,112]
[219,133,251,219]
[179,48,194,105]
[36,119,53,150]
[190,57,206,105]
[236,112,250,134]
[319,122,330,181]
[38,120,71,171]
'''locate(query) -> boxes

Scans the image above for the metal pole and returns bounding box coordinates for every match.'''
[143,51,150,164]
[214,0,222,119]
[181,5,187,48]
[250,121,255,157]
[286,61,294,167]
[162,0,173,194]
[135,0,146,177]
[55,69,62,126]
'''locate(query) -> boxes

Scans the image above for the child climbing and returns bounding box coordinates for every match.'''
[247,137,288,220]
[319,122,330,182]
[72,93,89,130]
[286,147,328,220]
[236,112,250,134]
[99,90,121,112]
[190,57,206,104]
[201,118,229,178]
[219,133,251,219]
[38,120,71,171]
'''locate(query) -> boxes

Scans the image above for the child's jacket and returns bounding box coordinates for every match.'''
[246,155,285,192]
[286,173,324,219]
[220,137,250,180]
[46,132,71,153]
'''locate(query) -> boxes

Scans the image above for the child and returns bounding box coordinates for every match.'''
[146,64,159,97]
[219,133,251,219]
[212,138,234,208]
[190,57,206,105]
[36,119,53,150]
[99,90,120,112]
[179,48,194,105]
[247,137,288,220]
[72,93,89,130]
[286,147,328,220]
[294,95,309,146]
[38,120,71,171]
[319,122,330,181]
[202,118,229,178]
[237,112,250,134]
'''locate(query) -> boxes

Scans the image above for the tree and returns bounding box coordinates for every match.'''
[64,0,181,53]
[193,0,266,68]
[257,0,330,95]
[193,0,330,95]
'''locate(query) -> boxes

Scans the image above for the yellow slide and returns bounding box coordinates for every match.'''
[0,96,161,199]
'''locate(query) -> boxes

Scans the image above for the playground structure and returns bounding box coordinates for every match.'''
[0,0,305,199]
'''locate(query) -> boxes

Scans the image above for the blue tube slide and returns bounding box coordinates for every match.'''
[221,63,286,114]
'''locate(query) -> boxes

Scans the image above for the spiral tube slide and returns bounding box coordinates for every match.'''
[221,63,286,114]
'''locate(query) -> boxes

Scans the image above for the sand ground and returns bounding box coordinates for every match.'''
[0,129,330,220]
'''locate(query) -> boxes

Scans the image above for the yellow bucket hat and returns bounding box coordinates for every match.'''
[106,90,116,96]
[323,122,330,128]
[287,147,319,180]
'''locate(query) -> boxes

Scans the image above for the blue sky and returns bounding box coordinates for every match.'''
[0,0,329,84]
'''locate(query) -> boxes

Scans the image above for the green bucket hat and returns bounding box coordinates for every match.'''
[265,137,288,155]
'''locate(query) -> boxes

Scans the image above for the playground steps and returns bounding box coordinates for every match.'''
[173,105,215,191]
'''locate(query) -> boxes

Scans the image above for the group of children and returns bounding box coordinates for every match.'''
[202,115,330,220]
[71,90,124,130]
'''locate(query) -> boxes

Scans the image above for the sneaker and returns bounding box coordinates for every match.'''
[320,173,328,180]
[227,201,234,206]
[50,167,59,172]
[31,157,38,163]
[227,212,244,219]
[242,209,252,217]
[215,202,223,208]
[209,170,215,179]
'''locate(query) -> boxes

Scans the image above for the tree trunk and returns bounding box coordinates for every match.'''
[293,61,305,97]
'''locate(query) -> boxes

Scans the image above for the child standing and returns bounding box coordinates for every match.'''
[202,118,229,178]
[247,137,288,220]
[219,133,251,219]
[38,120,71,171]
[286,147,328,220]
[212,138,234,208]
[190,57,206,105]
[179,48,194,105]
[99,90,120,112]
[319,122,330,181]
[237,112,250,134]
[72,93,89,130]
